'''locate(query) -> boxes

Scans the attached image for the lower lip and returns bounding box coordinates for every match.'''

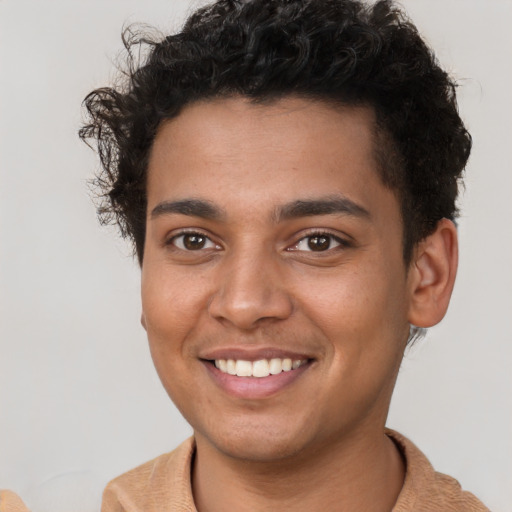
[203,361,311,399]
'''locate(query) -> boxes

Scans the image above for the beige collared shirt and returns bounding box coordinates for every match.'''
[100,429,490,511]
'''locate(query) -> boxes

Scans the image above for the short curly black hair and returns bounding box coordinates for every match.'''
[80,0,471,265]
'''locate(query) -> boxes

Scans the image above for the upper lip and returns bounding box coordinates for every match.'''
[199,347,314,362]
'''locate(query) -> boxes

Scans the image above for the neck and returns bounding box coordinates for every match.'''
[192,426,405,512]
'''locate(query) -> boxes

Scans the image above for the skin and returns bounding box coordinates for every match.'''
[141,96,458,511]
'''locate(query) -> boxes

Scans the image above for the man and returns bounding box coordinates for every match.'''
[2,0,486,510]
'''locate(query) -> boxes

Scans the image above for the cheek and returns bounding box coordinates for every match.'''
[140,269,201,398]
[142,264,209,339]
[295,259,409,349]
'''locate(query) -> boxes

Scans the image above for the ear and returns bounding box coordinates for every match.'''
[140,312,147,331]
[407,218,458,328]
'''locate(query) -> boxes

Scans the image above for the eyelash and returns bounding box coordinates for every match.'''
[166,230,219,251]
[166,229,350,253]
[287,230,351,253]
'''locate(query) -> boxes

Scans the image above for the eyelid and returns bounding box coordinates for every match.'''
[165,228,221,250]
[286,229,351,252]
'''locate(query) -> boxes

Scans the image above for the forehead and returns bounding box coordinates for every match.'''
[153,96,377,153]
[147,96,382,204]
[146,95,404,262]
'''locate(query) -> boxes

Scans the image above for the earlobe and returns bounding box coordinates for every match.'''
[141,312,147,331]
[407,218,458,328]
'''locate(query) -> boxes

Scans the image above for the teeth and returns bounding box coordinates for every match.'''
[235,360,252,377]
[252,359,270,378]
[227,359,236,375]
[269,358,283,375]
[214,358,306,378]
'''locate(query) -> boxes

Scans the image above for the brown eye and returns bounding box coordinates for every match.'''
[171,233,217,251]
[307,235,331,251]
[183,234,206,250]
[289,233,345,253]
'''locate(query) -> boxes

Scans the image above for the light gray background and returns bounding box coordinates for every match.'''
[1,1,511,511]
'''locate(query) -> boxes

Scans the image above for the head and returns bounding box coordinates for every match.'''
[80,0,471,267]
[80,0,470,463]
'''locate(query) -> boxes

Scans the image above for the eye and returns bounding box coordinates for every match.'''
[170,232,218,251]
[289,233,346,252]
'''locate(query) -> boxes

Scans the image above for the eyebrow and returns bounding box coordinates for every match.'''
[150,199,224,220]
[276,196,370,222]
[150,195,370,223]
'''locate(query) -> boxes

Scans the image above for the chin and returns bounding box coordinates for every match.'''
[215,435,307,463]
[196,416,318,463]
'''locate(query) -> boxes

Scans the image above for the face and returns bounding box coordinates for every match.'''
[142,97,414,462]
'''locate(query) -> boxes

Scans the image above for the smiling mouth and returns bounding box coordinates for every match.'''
[212,357,309,378]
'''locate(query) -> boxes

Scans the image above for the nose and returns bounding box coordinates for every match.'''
[208,250,294,331]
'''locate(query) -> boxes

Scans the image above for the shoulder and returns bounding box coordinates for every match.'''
[387,429,490,512]
[101,437,196,512]
[0,491,30,512]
